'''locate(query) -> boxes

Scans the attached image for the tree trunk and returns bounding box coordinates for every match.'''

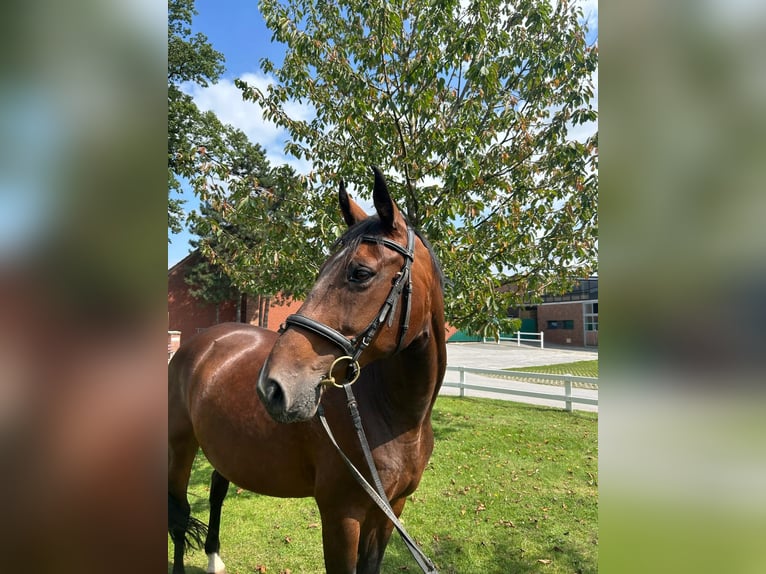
[239,293,247,323]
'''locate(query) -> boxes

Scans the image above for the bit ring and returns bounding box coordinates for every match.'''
[320,355,361,388]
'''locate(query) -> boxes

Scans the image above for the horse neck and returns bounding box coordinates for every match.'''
[374,299,446,428]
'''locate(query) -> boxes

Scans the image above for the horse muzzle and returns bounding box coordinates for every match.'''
[257,360,322,424]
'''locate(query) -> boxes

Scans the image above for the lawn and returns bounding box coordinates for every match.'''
[169,397,598,573]
[507,360,599,379]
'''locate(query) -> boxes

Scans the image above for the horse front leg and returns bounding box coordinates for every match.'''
[318,505,362,574]
[356,497,407,574]
[204,469,230,573]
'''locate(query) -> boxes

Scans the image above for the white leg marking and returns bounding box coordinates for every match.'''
[206,552,226,574]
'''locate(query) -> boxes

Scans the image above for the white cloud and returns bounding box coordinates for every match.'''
[575,0,598,30]
[182,72,315,175]
[181,1,598,175]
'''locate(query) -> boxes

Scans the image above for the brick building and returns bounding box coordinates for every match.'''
[535,278,598,347]
[168,252,300,346]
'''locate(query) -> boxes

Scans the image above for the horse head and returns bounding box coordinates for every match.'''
[257,166,436,423]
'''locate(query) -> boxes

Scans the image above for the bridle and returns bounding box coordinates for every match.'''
[276,224,438,573]
[281,226,416,387]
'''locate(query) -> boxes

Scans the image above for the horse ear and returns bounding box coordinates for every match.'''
[339,179,368,227]
[371,166,400,232]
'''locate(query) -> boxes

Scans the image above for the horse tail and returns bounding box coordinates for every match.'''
[168,492,208,552]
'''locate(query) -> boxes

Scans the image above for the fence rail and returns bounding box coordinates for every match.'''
[443,365,598,412]
[482,331,544,348]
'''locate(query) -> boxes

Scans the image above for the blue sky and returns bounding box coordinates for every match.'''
[190,0,284,76]
[168,0,599,268]
[168,0,284,267]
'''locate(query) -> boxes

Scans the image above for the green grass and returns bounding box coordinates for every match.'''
[169,397,598,573]
[507,360,599,379]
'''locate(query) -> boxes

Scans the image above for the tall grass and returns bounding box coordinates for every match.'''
[169,397,597,573]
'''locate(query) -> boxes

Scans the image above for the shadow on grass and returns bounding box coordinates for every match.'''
[383,530,596,574]
[167,561,206,574]
[550,537,598,574]
[382,531,534,574]
[430,408,477,440]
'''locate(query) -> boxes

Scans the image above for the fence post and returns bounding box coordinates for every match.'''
[540,331,544,349]
[459,366,466,398]
[564,375,572,412]
[516,332,521,346]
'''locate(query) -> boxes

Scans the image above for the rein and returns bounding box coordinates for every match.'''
[279,226,439,573]
[318,394,438,574]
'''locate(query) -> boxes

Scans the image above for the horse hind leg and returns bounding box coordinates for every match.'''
[168,431,208,573]
[203,469,230,574]
[168,492,208,572]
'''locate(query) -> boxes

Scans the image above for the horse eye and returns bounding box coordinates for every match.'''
[348,265,375,284]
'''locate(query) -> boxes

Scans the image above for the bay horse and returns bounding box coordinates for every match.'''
[168,167,446,574]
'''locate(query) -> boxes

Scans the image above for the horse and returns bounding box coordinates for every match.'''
[168,166,446,574]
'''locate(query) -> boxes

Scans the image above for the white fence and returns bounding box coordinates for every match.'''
[443,365,597,412]
[482,331,544,349]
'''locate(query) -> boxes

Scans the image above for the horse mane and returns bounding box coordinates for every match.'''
[331,215,445,291]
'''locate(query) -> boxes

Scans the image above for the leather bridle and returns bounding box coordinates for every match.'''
[281,226,416,386]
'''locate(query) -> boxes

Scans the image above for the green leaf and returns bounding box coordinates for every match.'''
[172,0,599,332]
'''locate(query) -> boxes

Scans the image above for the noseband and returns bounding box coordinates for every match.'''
[281,227,416,386]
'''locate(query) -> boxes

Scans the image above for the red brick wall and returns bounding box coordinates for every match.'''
[256,296,301,331]
[168,255,303,344]
[537,302,585,347]
[167,254,238,344]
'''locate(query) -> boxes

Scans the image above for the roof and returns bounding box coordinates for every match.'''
[167,251,200,275]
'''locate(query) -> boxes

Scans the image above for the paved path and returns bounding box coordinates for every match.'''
[440,341,599,412]
[446,340,598,369]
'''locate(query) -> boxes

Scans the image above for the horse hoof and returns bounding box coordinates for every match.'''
[206,552,226,574]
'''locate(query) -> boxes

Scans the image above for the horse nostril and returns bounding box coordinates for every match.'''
[260,377,286,413]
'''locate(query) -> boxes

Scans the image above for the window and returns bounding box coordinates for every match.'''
[584,302,598,332]
[547,320,574,330]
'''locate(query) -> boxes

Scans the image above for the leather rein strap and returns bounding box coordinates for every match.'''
[280,226,438,572]
[318,396,438,573]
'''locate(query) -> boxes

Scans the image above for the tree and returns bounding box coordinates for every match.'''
[186,199,274,327]
[183,125,307,312]
[184,202,243,322]
[188,157,325,302]
[230,0,597,336]
[168,0,305,309]
[168,0,225,235]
